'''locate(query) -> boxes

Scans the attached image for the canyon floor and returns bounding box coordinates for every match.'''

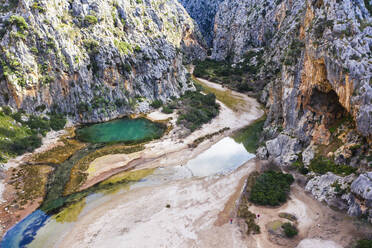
[53,160,366,248]
[2,79,368,247]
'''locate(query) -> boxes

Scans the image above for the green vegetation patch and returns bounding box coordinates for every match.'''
[365,0,372,15]
[238,195,260,234]
[114,40,133,55]
[249,171,294,206]
[176,91,220,131]
[282,222,298,238]
[150,99,163,109]
[193,51,264,92]
[31,129,86,165]
[84,15,98,25]
[309,155,356,175]
[0,107,67,161]
[189,127,230,149]
[193,78,245,111]
[233,116,266,153]
[8,15,28,31]
[42,167,153,215]
[278,212,297,222]
[355,239,372,248]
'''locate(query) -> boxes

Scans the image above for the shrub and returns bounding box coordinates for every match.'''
[27,115,50,135]
[134,45,141,52]
[282,223,298,238]
[161,106,173,114]
[35,104,46,112]
[365,0,372,15]
[9,15,28,31]
[2,106,12,115]
[10,134,42,155]
[114,40,132,55]
[150,99,163,109]
[177,91,220,131]
[77,102,89,113]
[84,15,98,25]
[50,114,66,131]
[298,166,309,175]
[83,39,99,53]
[31,1,46,13]
[249,171,294,206]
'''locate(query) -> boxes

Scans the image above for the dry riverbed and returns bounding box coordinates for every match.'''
[1,78,365,248]
[0,79,263,238]
[75,78,263,191]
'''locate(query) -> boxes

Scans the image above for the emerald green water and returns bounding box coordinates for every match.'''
[76,118,166,143]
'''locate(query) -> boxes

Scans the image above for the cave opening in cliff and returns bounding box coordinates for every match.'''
[308,87,348,128]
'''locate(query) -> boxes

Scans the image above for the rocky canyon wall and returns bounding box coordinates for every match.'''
[0,0,206,123]
[210,0,372,221]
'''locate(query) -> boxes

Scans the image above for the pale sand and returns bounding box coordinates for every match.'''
[85,152,142,183]
[59,160,259,248]
[58,160,364,248]
[295,239,343,248]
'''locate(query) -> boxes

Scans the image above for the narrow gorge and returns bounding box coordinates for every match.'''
[0,0,371,247]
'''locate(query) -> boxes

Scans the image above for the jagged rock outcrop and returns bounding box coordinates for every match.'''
[177,0,223,46]
[265,134,302,166]
[0,0,206,123]
[306,172,361,215]
[351,172,372,207]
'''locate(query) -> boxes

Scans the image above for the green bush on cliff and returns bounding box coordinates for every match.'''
[8,15,28,31]
[309,156,356,175]
[84,15,98,25]
[249,171,294,206]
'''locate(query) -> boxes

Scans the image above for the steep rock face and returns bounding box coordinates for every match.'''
[178,0,223,46]
[212,0,282,61]
[211,0,372,220]
[0,0,206,123]
[212,0,372,140]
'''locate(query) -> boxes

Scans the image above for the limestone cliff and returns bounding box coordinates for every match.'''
[212,0,371,139]
[209,0,372,221]
[0,0,206,123]
[178,0,223,46]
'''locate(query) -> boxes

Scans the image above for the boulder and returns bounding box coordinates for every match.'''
[266,134,302,166]
[351,172,372,207]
